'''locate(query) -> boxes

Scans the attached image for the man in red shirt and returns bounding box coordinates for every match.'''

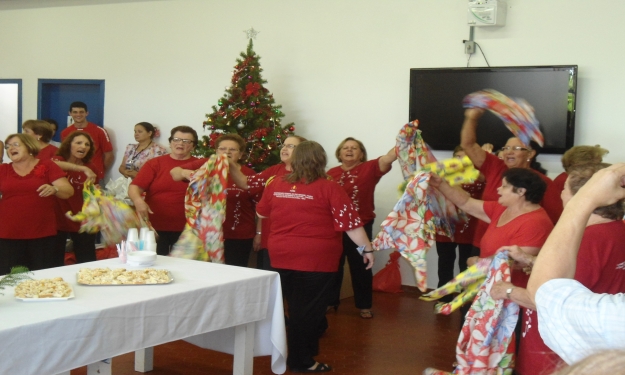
[61,101,114,178]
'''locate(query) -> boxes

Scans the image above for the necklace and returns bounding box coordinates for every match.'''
[129,141,152,163]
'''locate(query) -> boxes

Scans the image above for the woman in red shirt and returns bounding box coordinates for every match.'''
[257,141,375,373]
[22,119,58,160]
[227,135,308,270]
[491,162,625,375]
[431,167,553,287]
[129,126,198,256]
[172,134,258,267]
[460,108,563,251]
[326,137,396,318]
[0,134,73,274]
[52,132,102,264]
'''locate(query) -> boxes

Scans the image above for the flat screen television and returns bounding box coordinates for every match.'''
[409,66,577,154]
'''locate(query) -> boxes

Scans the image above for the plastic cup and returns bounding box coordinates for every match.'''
[127,228,139,243]
[145,231,156,245]
[145,241,157,253]
[139,227,149,241]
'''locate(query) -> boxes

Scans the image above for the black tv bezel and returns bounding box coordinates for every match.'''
[408,65,578,154]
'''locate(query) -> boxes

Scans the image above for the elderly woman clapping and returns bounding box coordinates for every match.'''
[0,134,73,274]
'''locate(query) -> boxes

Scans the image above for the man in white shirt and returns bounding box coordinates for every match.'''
[526,163,625,365]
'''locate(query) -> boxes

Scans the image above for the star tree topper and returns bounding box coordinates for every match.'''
[244,27,260,39]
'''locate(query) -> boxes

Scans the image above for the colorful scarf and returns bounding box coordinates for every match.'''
[422,156,479,187]
[463,89,543,147]
[373,122,470,291]
[66,181,146,246]
[170,154,228,262]
[423,252,518,375]
[419,257,491,315]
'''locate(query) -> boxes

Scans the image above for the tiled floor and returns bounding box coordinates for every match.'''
[71,288,461,374]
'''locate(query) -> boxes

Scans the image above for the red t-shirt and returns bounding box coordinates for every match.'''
[256,177,363,272]
[481,201,553,288]
[247,163,290,248]
[575,220,625,293]
[182,159,258,239]
[516,308,564,375]
[473,153,563,247]
[552,172,568,195]
[51,156,101,232]
[131,155,197,232]
[436,181,484,244]
[482,202,555,375]
[517,220,625,375]
[0,159,67,239]
[61,123,113,175]
[327,158,391,223]
[37,144,58,160]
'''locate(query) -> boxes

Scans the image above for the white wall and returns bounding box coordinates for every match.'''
[2,0,624,288]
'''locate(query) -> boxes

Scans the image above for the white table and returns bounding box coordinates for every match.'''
[0,256,287,375]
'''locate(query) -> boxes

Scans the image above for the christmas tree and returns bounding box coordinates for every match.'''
[195,37,295,172]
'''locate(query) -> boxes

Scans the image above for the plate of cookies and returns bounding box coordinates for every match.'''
[15,277,75,301]
[77,267,173,285]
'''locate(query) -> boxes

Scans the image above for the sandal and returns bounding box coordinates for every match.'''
[291,362,332,373]
[360,310,373,319]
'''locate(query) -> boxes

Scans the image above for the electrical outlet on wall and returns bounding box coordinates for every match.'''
[464,40,475,54]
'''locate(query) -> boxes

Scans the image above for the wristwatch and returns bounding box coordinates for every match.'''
[506,287,515,300]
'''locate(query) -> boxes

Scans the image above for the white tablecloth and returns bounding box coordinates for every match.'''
[0,256,287,375]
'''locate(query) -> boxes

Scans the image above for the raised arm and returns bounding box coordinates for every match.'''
[460,108,487,168]
[54,160,97,182]
[526,163,625,302]
[429,173,489,223]
[378,147,397,173]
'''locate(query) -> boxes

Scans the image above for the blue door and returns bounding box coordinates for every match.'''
[37,79,105,143]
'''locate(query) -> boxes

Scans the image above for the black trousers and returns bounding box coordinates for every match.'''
[224,238,253,267]
[55,231,97,264]
[256,248,277,271]
[156,231,183,256]
[0,235,58,275]
[329,221,373,309]
[278,268,335,370]
[435,241,473,288]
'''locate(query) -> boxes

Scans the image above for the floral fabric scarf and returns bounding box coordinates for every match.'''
[67,180,145,246]
[372,121,472,291]
[423,252,518,375]
[170,154,228,262]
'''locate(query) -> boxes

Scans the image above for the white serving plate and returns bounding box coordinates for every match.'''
[16,290,75,301]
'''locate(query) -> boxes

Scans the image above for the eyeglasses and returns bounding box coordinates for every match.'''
[4,142,21,150]
[501,146,530,152]
[279,144,297,149]
[171,138,194,145]
[217,147,239,152]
